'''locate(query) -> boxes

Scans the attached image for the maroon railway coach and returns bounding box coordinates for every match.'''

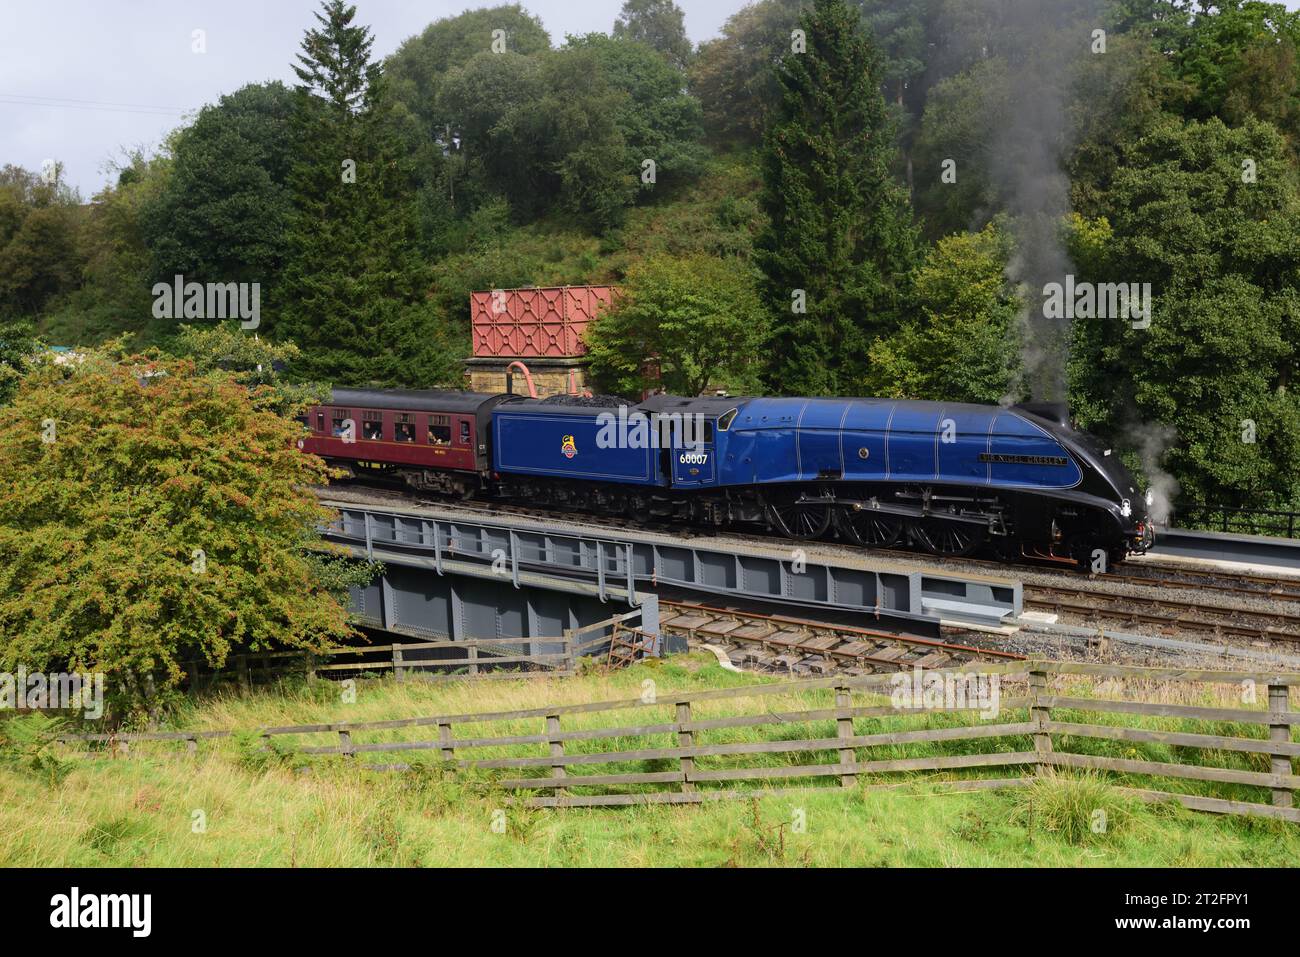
[299,388,511,496]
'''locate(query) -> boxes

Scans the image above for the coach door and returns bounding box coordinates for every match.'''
[669,417,716,488]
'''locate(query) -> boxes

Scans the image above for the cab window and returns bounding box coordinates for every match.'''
[717,408,738,432]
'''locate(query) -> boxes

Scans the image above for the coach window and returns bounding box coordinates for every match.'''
[394,413,415,443]
[363,414,383,441]
[428,415,451,446]
[331,412,349,437]
[316,412,326,433]
[459,421,471,444]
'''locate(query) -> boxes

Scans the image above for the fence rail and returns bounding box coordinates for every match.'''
[182,612,650,689]
[1177,504,1300,539]
[62,660,1300,822]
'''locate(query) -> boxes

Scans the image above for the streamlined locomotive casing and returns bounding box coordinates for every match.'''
[719,398,1083,488]
[718,396,1152,556]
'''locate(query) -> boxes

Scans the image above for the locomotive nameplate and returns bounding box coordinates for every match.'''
[978,452,1069,467]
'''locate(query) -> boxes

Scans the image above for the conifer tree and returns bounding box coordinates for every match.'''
[755,0,919,396]
[275,0,440,386]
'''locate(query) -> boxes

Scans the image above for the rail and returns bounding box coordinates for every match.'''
[179,612,649,689]
[1177,504,1300,539]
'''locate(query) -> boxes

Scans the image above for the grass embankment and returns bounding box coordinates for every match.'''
[0,654,1295,867]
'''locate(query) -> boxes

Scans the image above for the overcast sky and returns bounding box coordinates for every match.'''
[0,0,742,196]
[4,0,1300,197]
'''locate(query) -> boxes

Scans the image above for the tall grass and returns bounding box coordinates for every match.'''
[1,654,1296,867]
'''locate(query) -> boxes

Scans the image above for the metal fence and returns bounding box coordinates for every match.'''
[1177,504,1300,539]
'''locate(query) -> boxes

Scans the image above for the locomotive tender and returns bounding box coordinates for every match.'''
[300,388,1155,567]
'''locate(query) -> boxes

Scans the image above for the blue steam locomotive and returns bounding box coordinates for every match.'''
[303,389,1156,567]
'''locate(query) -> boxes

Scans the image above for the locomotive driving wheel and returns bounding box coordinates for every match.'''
[837,507,905,547]
[767,496,834,540]
[911,518,983,557]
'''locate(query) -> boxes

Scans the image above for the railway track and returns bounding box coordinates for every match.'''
[658,599,1023,676]
[1025,584,1300,646]
[1113,562,1300,600]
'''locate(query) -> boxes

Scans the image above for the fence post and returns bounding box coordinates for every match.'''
[338,728,354,760]
[437,722,455,763]
[563,629,574,675]
[1029,668,1053,777]
[186,736,198,757]
[393,644,405,682]
[546,714,566,797]
[1269,684,1293,809]
[468,644,479,677]
[835,683,857,789]
[237,655,251,693]
[676,701,696,794]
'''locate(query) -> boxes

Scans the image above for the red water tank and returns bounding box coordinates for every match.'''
[470,285,618,359]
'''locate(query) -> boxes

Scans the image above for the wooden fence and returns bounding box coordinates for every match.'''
[182,612,650,689]
[63,660,1300,822]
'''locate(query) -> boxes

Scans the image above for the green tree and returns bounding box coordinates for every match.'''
[690,0,807,148]
[1171,0,1300,151]
[858,0,940,189]
[613,0,694,70]
[386,5,551,245]
[275,0,440,385]
[1069,116,1300,509]
[525,47,638,231]
[911,57,1010,238]
[0,318,37,404]
[584,254,769,397]
[140,83,295,293]
[37,151,170,348]
[0,164,83,319]
[436,51,546,217]
[563,34,707,195]
[755,0,919,396]
[864,222,1021,403]
[0,206,82,316]
[167,322,326,415]
[386,4,551,142]
[0,350,365,715]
